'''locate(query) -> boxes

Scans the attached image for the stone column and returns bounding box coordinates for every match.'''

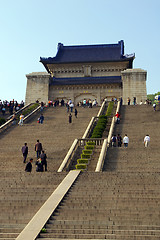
[121,69,147,105]
[25,72,50,105]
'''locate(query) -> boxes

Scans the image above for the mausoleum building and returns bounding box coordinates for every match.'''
[25,40,147,105]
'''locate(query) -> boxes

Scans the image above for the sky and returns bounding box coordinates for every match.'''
[0,0,160,102]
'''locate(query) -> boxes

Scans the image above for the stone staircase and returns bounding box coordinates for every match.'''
[0,106,99,239]
[37,104,160,239]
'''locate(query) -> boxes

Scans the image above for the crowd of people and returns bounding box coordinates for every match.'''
[112,109,150,148]
[23,140,47,173]
[47,98,99,108]
[19,96,151,174]
[0,99,24,116]
[127,97,153,106]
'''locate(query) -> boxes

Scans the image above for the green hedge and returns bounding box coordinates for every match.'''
[84,145,94,150]
[77,159,89,164]
[16,103,39,119]
[86,141,95,146]
[75,164,87,170]
[82,150,92,155]
[106,101,114,116]
[0,117,6,126]
[81,154,91,159]
[91,115,107,138]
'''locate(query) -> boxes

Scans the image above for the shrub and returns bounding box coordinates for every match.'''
[75,164,87,170]
[77,159,89,164]
[106,102,114,116]
[82,150,92,155]
[0,118,6,126]
[91,134,102,138]
[81,154,91,159]
[84,145,94,150]
[87,141,95,146]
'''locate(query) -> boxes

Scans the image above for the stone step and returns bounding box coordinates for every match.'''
[37,232,160,239]
[45,223,160,230]
[37,228,160,235]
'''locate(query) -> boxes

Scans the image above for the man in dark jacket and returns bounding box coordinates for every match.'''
[25,158,33,172]
[40,150,47,171]
[35,140,42,159]
[22,143,28,163]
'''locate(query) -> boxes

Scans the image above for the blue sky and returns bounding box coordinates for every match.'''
[0,0,160,102]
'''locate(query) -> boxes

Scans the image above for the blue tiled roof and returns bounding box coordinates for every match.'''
[40,40,135,67]
[50,76,121,86]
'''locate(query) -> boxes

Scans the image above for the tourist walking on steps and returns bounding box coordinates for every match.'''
[69,113,72,123]
[144,134,150,147]
[127,97,130,105]
[123,134,129,148]
[153,103,156,111]
[115,112,120,124]
[75,108,78,118]
[22,143,28,163]
[35,140,43,159]
[39,114,44,124]
[36,158,43,172]
[111,135,117,147]
[18,113,24,126]
[25,158,33,172]
[117,134,122,147]
[40,150,47,171]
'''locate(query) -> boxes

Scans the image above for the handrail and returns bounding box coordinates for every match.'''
[95,100,121,172]
[95,138,108,172]
[82,117,95,139]
[0,103,31,130]
[57,139,78,172]
[16,170,81,240]
[0,103,40,132]
[7,103,32,120]
[107,100,120,145]
[78,138,104,146]
[23,105,41,121]
[97,100,106,117]
[57,138,105,172]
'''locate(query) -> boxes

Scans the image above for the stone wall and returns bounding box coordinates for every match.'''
[25,72,50,105]
[49,84,122,105]
[25,67,147,106]
[122,69,147,105]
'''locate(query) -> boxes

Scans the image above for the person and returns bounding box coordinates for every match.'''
[75,108,78,118]
[70,103,74,112]
[69,113,72,123]
[18,113,24,126]
[140,100,143,105]
[133,97,136,105]
[40,102,44,111]
[25,158,33,172]
[123,134,129,148]
[127,97,130,105]
[22,143,28,163]
[35,140,43,159]
[11,114,16,125]
[111,135,117,147]
[1,106,5,115]
[117,134,122,147]
[115,112,120,124]
[153,103,156,111]
[144,134,150,147]
[36,158,43,172]
[39,114,44,124]
[40,150,47,171]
